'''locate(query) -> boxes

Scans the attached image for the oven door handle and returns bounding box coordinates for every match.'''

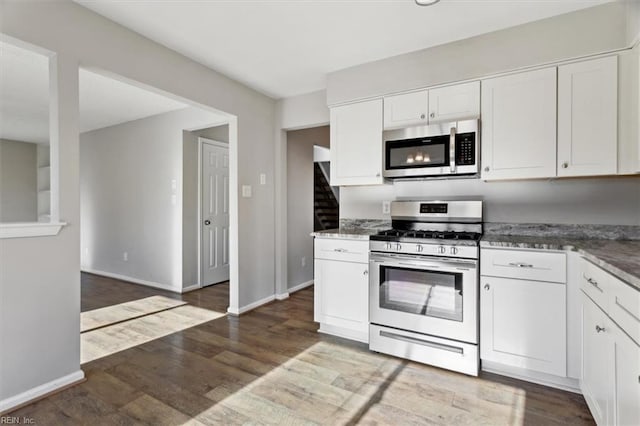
[370,255,477,270]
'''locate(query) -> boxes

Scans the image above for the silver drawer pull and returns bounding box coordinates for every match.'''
[584,275,603,293]
[595,325,606,333]
[508,262,533,268]
[333,248,347,253]
[380,331,464,354]
[615,297,640,322]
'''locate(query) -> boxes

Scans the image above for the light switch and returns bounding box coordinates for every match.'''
[242,185,252,198]
[260,173,267,185]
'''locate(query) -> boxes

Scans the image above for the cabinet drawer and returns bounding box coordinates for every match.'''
[314,238,369,263]
[579,258,612,311]
[481,248,566,283]
[610,276,640,345]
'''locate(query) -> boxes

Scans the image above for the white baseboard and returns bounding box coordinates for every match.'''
[228,294,276,316]
[0,370,85,414]
[82,269,180,293]
[481,360,581,394]
[287,280,314,294]
[181,284,200,293]
[275,293,289,301]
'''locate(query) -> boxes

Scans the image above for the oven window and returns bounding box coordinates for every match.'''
[379,266,463,322]
[386,136,449,170]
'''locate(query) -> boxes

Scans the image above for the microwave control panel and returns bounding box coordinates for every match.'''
[455,132,476,166]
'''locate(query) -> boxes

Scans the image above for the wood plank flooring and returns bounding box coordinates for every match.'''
[9,274,595,425]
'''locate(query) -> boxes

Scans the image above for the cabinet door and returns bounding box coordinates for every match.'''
[383,90,429,130]
[613,323,640,426]
[581,293,614,426]
[314,258,369,340]
[330,99,384,186]
[481,68,557,180]
[558,56,618,177]
[428,81,480,123]
[480,276,566,376]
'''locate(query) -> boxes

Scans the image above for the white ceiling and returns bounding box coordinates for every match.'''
[0,41,188,144]
[76,0,612,99]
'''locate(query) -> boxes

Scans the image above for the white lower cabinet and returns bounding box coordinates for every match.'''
[579,257,640,426]
[613,323,640,426]
[581,294,614,426]
[314,238,369,343]
[480,276,567,377]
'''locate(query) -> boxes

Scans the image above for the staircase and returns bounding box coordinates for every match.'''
[314,162,339,231]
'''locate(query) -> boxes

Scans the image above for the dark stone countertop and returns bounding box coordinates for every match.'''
[481,235,640,292]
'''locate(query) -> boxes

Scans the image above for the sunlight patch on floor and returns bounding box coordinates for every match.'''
[179,340,528,425]
[81,295,187,332]
[81,305,226,364]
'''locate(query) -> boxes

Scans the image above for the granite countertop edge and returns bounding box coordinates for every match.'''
[481,235,640,291]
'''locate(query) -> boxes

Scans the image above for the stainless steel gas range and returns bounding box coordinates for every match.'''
[368,200,482,376]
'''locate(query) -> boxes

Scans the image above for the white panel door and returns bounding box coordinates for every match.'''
[558,56,618,177]
[480,276,567,376]
[383,90,429,129]
[428,81,480,123]
[613,322,640,426]
[581,294,614,426]
[330,99,384,186]
[481,68,557,180]
[201,141,230,286]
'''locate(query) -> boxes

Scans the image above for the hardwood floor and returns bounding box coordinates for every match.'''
[10,274,595,425]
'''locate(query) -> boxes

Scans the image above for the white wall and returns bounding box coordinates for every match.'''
[0,139,37,222]
[627,0,640,45]
[0,1,275,409]
[182,125,229,289]
[286,126,330,290]
[327,2,628,105]
[0,52,81,408]
[340,176,640,226]
[80,107,221,292]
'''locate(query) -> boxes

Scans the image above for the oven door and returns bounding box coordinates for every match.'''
[369,252,478,344]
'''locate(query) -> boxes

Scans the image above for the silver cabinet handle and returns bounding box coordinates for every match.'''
[429,112,435,118]
[204,220,211,225]
[420,113,426,119]
[484,284,490,290]
[508,262,533,268]
[484,166,490,172]
[363,270,368,276]
[595,325,605,333]
[562,162,569,169]
[376,172,381,177]
[584,275,603,292]
[334,248,347,252]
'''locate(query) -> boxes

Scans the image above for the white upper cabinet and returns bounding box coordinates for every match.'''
[428,81,480,123]
[481,68,557,180]
[558,56,618,177]
[330,99,384,186]
[383,90,428,130]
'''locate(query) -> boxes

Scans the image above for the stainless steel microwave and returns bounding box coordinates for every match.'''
[383,119,478,179]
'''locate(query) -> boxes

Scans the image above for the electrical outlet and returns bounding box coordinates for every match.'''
[242,185,252,198]
[382,201,391,215]
[123,251,128,262]
[260,173,267,185]
[301,256,306,267]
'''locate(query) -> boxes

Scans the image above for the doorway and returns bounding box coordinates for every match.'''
[199,137,230,287]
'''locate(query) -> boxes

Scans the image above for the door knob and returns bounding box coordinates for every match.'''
[204,220,211,225]
[484,284,490,290]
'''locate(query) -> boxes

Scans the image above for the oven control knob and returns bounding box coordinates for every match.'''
[437,246,446,254]
[385,243,392,250]
[396,244,402,251]
[416,244,423,252]
[450,247,458,255]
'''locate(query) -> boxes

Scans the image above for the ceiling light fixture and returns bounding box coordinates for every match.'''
[415,0,440,5]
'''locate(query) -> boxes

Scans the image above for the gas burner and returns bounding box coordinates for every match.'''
[373,229,481,241]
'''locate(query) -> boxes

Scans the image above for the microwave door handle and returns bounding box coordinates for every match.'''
[449,126,457,173]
